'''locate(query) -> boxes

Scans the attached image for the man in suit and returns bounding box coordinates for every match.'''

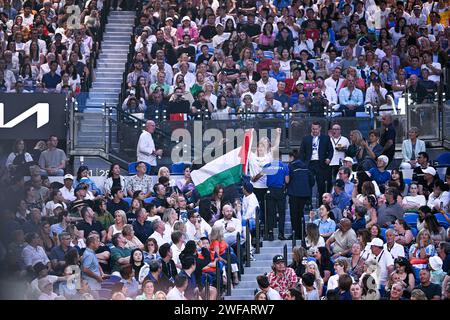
[299,121,334,206]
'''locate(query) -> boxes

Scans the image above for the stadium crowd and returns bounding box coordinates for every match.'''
[0,0,450,301]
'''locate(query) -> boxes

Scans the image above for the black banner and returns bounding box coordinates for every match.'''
[0,93,67,139]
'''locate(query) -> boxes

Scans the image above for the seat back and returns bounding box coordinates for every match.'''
[128,162,151,175]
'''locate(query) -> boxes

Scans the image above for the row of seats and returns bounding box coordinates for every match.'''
[379,213,449,242]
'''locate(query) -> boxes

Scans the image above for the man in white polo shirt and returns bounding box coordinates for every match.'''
[59,174,76,203]
[368,237,394,296]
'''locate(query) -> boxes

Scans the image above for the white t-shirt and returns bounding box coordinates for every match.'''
[402,195,426,208]
[242,193,259,221]
[330,135,350,166]
[368,249,394,287]
[384,243,405,260]
[248,152,273,189]
[266,287,282,300]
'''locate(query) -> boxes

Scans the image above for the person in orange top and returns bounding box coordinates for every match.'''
[208,225,240,285]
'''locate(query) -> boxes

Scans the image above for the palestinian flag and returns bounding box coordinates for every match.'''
[191,129,254,197]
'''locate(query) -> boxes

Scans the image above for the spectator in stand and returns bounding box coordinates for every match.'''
[400,127,426,170]
[326,218,357,260]
[267,254,298,299]
[38,135,66,177]
[414,268,441,300]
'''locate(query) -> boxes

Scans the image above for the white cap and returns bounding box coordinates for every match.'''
[182,16,191,22]
[423,167,436,176]
[296,79,304,85]
[369,238,384,247]
[343,157,354,164]
[63,174,74,180]
[429,256,443,271]
[378,155,389,165]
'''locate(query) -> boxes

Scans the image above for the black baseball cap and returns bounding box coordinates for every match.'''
[273,255,284,263]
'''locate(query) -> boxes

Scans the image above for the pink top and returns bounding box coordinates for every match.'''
[176,27,199,42]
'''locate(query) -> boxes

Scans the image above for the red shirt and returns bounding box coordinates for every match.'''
[267,267,298,299]
[256,59,273,74]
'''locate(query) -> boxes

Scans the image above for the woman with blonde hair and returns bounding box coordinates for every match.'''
[327,258,351,292]
[409,229,436,272]
[305,261,324,296]
[162,208,179,241]
[346,130,364,164]
[209,225,240,285]
[106,210,127,242]
[135,279,156,300]
[157,167,176,187]
[122,224,144,250]
[154,291,167,300]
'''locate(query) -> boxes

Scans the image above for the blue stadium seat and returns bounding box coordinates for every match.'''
[170,162,186,174]
[411,227,418,238]
[404,213,418,228]
[143,197,155,204]
[263,51,274,59]
[123,197,132,206]
[380,228,387,241]
[434,152,450,167]
[435,213,450,229]
[128,161,151,175]
[404,178,412,186]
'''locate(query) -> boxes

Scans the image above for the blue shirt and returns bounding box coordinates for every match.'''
[337,180,355,198]
[42,72,61,89]
[274,91,289,107]
[404,66,421,79]
[269,70,286,81]
[263,160,289,188]
[338,87,364,107]
[81,247,101,289]
[313,218,336,236]
[332,191,351,211]
[368,168,391,186]
[352,217,366,232]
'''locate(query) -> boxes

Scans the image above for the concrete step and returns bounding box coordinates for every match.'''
[105,25,134,30]
[92,82,122,89]
[86,98,118,104]
[260,240,296,248]
[96,62,125,69]
[97,55,128,60]
[231,280,258,289]
[89,93,118,99]
[90,87,121,93]
[94,72,125,78]
[101,44,131,49]
[104,30,133,36]
[227,288,255,296]
[101,40,132,45]
[90,78,122,84]
[103,35,132,41]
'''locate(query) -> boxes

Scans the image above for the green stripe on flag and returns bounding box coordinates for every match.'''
[195,164,243,197]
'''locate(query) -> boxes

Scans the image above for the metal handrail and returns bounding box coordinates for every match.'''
[215,259,221,299]
[205,275,210,300]
[283,244,288,265]
[292,230,296,248]
[245,219,251,268]
[236,232,242,280]
[255,207,260,254]
[226,247,232,296]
